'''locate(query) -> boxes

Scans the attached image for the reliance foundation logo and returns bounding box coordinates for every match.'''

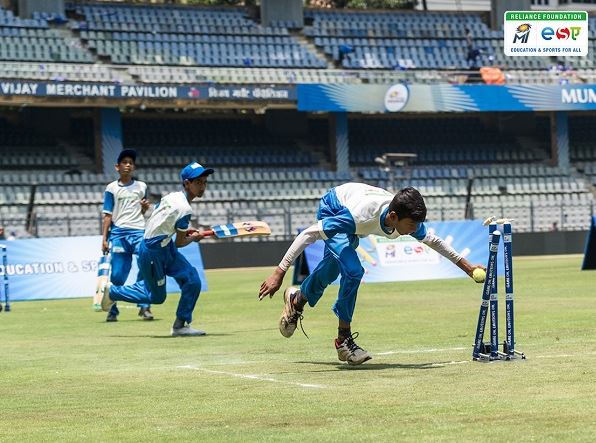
[384,84,409,112]
[504,11,588,57]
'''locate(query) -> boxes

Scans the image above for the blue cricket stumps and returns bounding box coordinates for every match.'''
[472,221,525,362]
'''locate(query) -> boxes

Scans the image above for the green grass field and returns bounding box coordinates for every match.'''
[1,255,595,442]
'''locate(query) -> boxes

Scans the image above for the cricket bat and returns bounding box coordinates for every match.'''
[188,221,271,239]
[93,253,111,311]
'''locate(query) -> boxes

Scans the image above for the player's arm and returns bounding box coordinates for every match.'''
[258,223,322,300]
[101,190,115,253]
[140,186,150,215]
[175,229,203,247]
[101,214,112,254]
[259,212,355,300]
[422,234,485,277]
[173,214,203,248]
[415,224,485,278]
[455,256,482,278]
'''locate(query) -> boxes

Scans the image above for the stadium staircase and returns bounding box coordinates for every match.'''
[291,31,338,70]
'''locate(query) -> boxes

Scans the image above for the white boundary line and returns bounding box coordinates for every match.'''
[176,350,596,385]
[534,351,596,359]
[429,360,470,367]
[376,347,466,356]
[178,365,326,389]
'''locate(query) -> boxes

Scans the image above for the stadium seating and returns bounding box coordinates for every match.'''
[129,65,363,84]
[74,4,326,68]
[1,3,595,84]
[0,61,120,82]
[122,118,316,168]
[0,7,93,63]
[569,117,596,162]
[1,4,596,239]
[305,9,551,71]
[2,113,594,238]
[349,117,547,165]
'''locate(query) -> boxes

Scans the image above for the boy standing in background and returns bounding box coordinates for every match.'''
[99,149,153,321]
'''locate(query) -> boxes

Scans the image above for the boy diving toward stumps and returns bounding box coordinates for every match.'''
[259,183,485,365]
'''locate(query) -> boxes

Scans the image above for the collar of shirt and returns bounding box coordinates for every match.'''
[117,179,135,187]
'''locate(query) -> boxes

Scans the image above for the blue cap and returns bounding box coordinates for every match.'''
[180,162,214,182]
[117,149,137,164]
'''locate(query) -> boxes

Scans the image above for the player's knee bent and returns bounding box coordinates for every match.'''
[178,267,201,295]
[343,265,365,282]
[150,288,167,305]
[147,280,168,304]
[186,271,201,295]
[110,271,127,286]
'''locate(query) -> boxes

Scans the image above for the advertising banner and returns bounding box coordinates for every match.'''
[297,83,596,112]
[581,215,596,270]
[504,11,588,57]
[0,236,207,301]
[302,220,502,284]
[0,81,296,101]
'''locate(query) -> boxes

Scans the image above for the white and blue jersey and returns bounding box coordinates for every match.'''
[144,191,192,248]
[109,189,202,323]
[317,183,426,241]
[103,179,147,233]
[103,179,148,311]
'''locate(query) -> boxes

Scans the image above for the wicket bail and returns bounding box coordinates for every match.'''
[473,218,525,362]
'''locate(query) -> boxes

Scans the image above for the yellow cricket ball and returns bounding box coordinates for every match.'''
[472,268,486,283]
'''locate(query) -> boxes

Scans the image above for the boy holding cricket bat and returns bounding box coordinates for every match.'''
[98,149,153,322]
[259,184,485,365]
[100,161,213,336]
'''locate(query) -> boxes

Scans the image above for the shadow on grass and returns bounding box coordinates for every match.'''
[230,327,278,333]
[149,333,232,339]
[99,319,164,323]
[294,361,454,371]
[107,333,232,338]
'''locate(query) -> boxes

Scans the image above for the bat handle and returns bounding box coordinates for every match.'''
[187,229,215,237]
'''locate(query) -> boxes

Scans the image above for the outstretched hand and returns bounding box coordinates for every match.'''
[457,258,486,281]
[258,267,286,300]
[469,264,487,284]
[468,264,486,276]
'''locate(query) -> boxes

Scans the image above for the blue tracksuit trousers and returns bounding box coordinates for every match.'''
[109,240,201,323]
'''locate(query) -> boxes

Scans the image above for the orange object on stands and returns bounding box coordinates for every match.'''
[480,67,506,85]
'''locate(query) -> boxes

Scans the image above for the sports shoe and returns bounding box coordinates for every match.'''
[106,312,118,322]
[171,322,206,337]
[138,307,154,321]
[279,287,304,338]
[100,282,114,312]
[335,332,372,366]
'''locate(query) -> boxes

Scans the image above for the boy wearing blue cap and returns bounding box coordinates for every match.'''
[99,149,153,322]
[100,162,213,336]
